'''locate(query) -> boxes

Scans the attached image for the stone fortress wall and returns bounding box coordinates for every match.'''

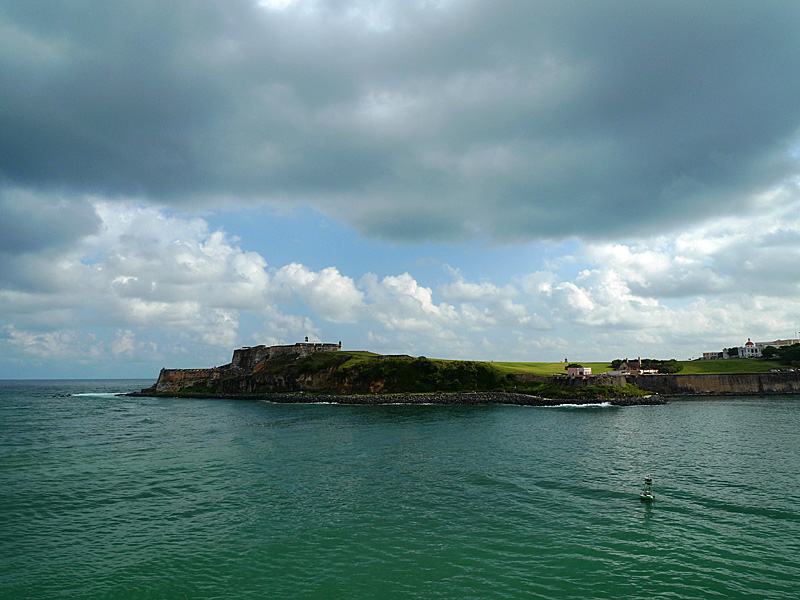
[513,371,800,395]
[628,372,800,396]
[231,342,340,373]
[155,341,341,392]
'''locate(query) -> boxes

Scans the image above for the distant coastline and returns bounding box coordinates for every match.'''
[133,342,659,405]
[130,342,800,405]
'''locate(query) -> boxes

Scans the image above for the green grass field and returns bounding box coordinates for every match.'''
[335,351,785,377]
[674,358,783,374]
[492,361,613,376]
[491,358,784,376]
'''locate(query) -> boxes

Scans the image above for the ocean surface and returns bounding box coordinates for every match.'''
[2,380,800,599]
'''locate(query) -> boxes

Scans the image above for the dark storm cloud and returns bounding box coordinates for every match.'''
[2,0,799,241]
[0,190,100,253]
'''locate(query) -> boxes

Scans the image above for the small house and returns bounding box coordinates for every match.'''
[567,366,592,377]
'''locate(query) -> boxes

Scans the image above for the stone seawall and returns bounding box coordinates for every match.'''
[629,372,800,396]
[513,373,628,387]
[127,390,666,406]
[155,367,224,392]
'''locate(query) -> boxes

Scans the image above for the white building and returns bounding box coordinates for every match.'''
[740,338,761,358]
[567,366,592,377]
[707,337,800,359]
[756,338,800,348]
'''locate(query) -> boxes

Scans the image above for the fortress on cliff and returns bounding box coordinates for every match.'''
[153,340,341,393]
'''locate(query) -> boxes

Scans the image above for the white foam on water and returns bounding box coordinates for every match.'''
[544,401,613,408]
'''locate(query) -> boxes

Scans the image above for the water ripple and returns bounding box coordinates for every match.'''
[2,386,800,598]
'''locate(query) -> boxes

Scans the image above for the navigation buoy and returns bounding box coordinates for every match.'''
[640,476,654,502]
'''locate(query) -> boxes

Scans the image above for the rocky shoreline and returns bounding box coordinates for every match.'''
[125,389,666,407]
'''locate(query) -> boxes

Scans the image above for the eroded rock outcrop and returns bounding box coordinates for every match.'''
[144,342,341,394]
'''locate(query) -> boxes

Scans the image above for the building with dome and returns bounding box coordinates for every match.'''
[702,337,800,360]
[739,338,760,358]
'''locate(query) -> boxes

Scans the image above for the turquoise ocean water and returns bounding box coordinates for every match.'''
[2,380,799,599]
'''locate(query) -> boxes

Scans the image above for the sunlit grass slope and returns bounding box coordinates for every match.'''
[330,353,784,377]
[676,359,783,374]
[492,359,783,376]
[492,362,613,376]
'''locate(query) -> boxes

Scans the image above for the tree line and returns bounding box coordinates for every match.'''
[761,344,800,366]
[609,358,683,374]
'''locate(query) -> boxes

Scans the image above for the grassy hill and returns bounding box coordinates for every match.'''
[673,358,783,374]
[493,358,783,376]
[334,354,508,393]
[248,353,648,399]
[493,361,613,376]
[285,354,785,389]
[176,351,786,399]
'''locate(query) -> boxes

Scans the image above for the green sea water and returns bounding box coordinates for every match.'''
[2,380,799,599]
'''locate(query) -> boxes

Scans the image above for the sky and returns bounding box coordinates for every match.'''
[2,0,800,379]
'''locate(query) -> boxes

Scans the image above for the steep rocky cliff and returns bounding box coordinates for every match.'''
[148,342,343,393]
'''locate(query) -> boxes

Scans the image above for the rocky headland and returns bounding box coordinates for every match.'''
[131,342,800,406]
[131,343,662,406]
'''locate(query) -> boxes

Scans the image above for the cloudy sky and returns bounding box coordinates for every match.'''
[3,0,800,379]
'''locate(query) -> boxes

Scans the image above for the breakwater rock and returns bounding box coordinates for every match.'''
[126,389,666,407]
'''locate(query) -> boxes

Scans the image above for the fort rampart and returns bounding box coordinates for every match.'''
[627,372,800,396]
[230,342,340,373]
[512,371,800,395]
[513,373,629,388]
[153,341,341,393]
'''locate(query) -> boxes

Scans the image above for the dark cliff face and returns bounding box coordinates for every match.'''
[150,343,349,393]
[212,368,338,394]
